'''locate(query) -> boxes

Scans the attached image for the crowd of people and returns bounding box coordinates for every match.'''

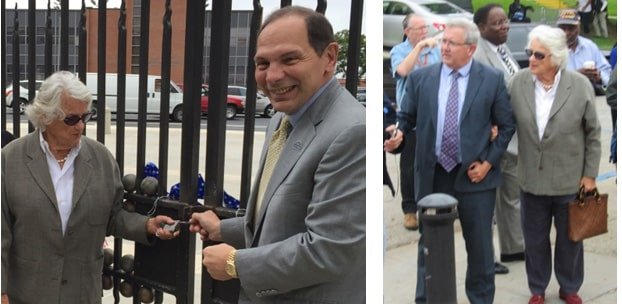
[385,6,613,304]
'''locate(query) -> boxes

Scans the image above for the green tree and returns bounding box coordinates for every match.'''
[335,29,366,79]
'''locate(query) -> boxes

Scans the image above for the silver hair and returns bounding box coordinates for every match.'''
[25,71,92,131]
[527,25,568,68]
[402,13,422,30]
[445,17,480,45]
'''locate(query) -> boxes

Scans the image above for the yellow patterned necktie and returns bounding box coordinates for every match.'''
[255,116,291,220]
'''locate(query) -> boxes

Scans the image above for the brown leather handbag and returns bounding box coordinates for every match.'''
[568,187,608,242]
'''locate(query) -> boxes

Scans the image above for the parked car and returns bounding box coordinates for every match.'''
[177,84,243,120]
[229,85,276,118]
[200,85,243,120]
[383,0,473,48]
[5,80,43,114]
[356,87,366,107]
[85,73,185,121]
[507,22,539,68]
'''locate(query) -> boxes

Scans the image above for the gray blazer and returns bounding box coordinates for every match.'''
[507,68,601,195]
[473,39,519,154]
[398,61,516,200]
[220,78,366,303]
[1,132,151,304]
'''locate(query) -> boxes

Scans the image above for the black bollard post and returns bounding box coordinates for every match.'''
[418,193,459,304]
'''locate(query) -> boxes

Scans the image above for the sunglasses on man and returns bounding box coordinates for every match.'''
[525,49,550,61]
[63,112,93,126]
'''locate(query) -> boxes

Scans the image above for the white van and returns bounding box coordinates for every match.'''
[84,73,185,122]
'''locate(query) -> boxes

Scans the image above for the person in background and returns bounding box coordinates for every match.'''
[473,3,525,276]
[576,0,593,35]
[507,25,601,304]
[606,66,616,166]
[1,131,14,148]
[189,6,366,303]
[557,9,611,95]
[385,18,515,304]
[389,13,441,230]
[508,0,534,23]
[591,0,608,38]
[384,92,396,196]
[1,71,177,304]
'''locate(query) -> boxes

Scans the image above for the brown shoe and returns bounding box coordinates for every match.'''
[404,213,418,230]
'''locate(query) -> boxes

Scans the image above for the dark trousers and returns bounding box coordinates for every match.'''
[520,191,584,296]
[400,130,417,213]
[579,11,592,34]
[415,164,496,304]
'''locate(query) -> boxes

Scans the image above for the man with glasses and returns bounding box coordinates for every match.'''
[385,18,515,304]
[473,4,525,276]
[1,71,178,304]
[389,13,441,230]
[557,9,611,95]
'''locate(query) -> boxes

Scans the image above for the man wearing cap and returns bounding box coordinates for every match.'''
[557,9,611,95]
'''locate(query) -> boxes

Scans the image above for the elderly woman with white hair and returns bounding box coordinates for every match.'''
[1,71,178,304]
[507,25,601,304]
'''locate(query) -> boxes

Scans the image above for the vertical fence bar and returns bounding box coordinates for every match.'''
[113,2,128,303]
[240,1,263,207]
[1,0,6,133]
[202,1,233,302]
[345,0,364,95]
[181,1,205,303]
[27,0,35,133]
[11,5,20,137]
[60,0,68,70]
[158,0,172,196]
[78,0,86,82]
[97,0,107,143]
[44,1,53,78]
[316,0,327,14]
[280,0,292,8]
[136,0,150,184]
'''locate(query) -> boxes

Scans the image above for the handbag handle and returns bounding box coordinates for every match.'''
[577,185,600,205]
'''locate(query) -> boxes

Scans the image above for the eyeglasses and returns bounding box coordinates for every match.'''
[408,25,428,31]
[525,49,550,61]
[63,112,93,126]
[490,18,509,27]
[440,38,470,48]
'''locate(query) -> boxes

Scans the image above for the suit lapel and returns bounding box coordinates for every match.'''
[71,140,93,209]
[429,65,442,133]
[548,70,571,119]
[460,62,483,123]
[25,132,58,211]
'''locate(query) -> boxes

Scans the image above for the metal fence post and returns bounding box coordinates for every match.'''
[418,193,459,304]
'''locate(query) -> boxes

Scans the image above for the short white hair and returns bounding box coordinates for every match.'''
[445,17,480,45]
[25,71,92,130]
[527,25,568,68]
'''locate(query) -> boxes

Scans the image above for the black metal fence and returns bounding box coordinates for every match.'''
[0,0,364,303]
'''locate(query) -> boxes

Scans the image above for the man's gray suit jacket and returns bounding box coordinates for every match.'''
[220,78,366,303]
[2,132,151,304]
[397,61,516,201]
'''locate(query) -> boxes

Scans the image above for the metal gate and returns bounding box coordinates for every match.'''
[0,0,364,303]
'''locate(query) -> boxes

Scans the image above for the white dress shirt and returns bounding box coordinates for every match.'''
[39,131,81,235]
[532,71,561,140]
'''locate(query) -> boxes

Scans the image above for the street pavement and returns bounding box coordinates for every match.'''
[383,95,617,303]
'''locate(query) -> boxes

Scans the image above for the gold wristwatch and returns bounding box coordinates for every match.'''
[225,249,238,278]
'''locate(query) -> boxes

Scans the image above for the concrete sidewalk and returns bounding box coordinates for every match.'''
[383,95,617,303]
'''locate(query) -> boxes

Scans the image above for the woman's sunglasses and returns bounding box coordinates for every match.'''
[63,112,93,126]
[525,49,550,61]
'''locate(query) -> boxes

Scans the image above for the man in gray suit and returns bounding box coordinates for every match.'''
[385,18,515,304]
[473,4,525,272]
[189,6,366,303]
[1,71,177,304]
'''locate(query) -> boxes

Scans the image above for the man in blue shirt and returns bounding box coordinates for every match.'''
[389,14,441,230]
[557,9,611,94]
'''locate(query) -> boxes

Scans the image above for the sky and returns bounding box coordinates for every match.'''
[6,0,366,33]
